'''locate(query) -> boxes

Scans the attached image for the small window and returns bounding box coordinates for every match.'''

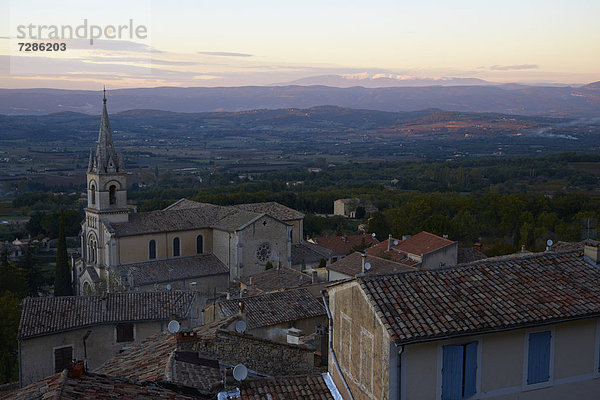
[173,237,180,257]
[149,240,156,260]
[90,184,96,205]
[54,346,73,373]
[196,235,203,254]
[442,342,477,399]
[527,331,551,385]
[109,185,116,205]
[116,323,134,343]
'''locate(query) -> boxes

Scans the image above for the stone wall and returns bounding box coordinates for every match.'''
[194,329,314,376]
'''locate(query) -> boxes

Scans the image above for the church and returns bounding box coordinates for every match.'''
[75,94,305,295]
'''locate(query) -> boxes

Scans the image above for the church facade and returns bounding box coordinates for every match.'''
[75,94,304,295]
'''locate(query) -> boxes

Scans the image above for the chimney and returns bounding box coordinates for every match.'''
[315,324,328,366]
[361,253,367,274]
[311,270,318,283]
[249,277,253,286]
[176,330,198,350]
[238,300,245,315]
[387,234,392,251]
[584,240,599,266]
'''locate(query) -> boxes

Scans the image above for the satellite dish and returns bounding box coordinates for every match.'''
[235,320,247,334]
[364,262,371,271]
[167,320,180,334]
[547,239,553,247]
[166,284,172,290]
[371,233,376,238]
[233,364,248,381]
[393,240,399,246]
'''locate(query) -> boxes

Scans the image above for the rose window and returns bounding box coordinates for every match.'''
[256,242,272,262]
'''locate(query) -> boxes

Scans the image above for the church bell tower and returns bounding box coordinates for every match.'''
[83,89,129,268]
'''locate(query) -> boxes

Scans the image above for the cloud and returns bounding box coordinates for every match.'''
[197,51,252,57]
[490,64,539,71]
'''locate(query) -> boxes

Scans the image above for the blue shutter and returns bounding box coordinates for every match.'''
[527,331,551,384]
[463,342,477,398]
[442,345,463,400]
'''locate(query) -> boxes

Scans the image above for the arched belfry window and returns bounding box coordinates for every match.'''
[109,185,116,205]
[149,240,156,260]
[88,234,97,264]
[173,237,180,257]
[196,235,203,254]
[90,183,96,205]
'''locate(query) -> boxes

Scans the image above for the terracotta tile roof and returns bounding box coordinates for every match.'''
[18,291,196,339]
[239,267,313,294]
[366,239,416,263]
[1,370,198,400]
[551,241,585,252]
[231,374,335,400]
[96,319,228,385]
[326,252,416,277]
[217,288,326,329]
[167,352,222,393]
[234,202,305,221]
[291,242,333,266]
[123,254,229,286]
[313,234,379,256]
[393,231,455,256]
[358,250,600,345]
[457,247,487,264]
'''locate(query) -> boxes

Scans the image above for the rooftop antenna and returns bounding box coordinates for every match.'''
[167,320,180,334]
[364,262,371,271]
[546,239,553,251]
[232,364,248,381]
[393,240,399,246]
[371,233,376,238]
[166,284,172,291]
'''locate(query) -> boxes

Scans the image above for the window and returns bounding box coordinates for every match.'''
[109,185,116,205]
[442,342,477,400]
[90,183,96,205]
[149,240,156,260]
[527,331,551,385]
[255,242,272,262]
[196,235,203,254]
[54,346,73,373]
[173,237,180,257]
[116,323,134,342]
[88,235,97,263]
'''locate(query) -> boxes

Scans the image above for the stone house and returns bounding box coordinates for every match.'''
[17,291,199,387]
[311,234,379,263]
[367,231,457,269]
[203,288,327,343]
[325,244,600,400]
[239,266,314,296]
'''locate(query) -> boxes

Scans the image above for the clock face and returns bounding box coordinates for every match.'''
[256,242,272,262]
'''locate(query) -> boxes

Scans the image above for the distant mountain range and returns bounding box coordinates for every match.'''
[274,74,494,88]
[0,81,599,117]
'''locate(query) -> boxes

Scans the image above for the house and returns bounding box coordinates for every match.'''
[291,241,333,270]
[97,316,318,386]
[17,291,199,386]
[334,198,378,218]
[367,231,457,269]
[325,243,600,400]
[326,251,416,281]
[457,245,487,264]
[239,266,314,296]
[310,234,379,263]
[75,95,307,294]
[203,288,327,343]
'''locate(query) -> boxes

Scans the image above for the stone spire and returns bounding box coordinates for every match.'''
[89,88,123,173]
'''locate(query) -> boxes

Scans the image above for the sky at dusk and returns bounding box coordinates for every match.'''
[0,0,599,89]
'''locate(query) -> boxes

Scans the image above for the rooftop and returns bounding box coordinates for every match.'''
[2,370,198,400]
[233,201,305,221]
[457,246,487,264]
[291,242,333,266]
[123,254,229,286]
[229,374,335,400]
[357,249,600,345]
[216,288,326,330]
[326,251,416,277]
[239,267,314,294]
[313,234,379,256]
[393,231,455,256]
[19,291,196,339]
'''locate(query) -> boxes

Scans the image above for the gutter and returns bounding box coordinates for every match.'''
[320,289,354,400]
[395,344,404,400]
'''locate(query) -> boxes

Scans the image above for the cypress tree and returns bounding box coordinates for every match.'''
[54,211,73,296]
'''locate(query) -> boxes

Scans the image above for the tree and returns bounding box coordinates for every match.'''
[526,227,536,252]
[355,206,366,219]
[20,244,44,297]
[0,291,20,383]
[54,211,73,296]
